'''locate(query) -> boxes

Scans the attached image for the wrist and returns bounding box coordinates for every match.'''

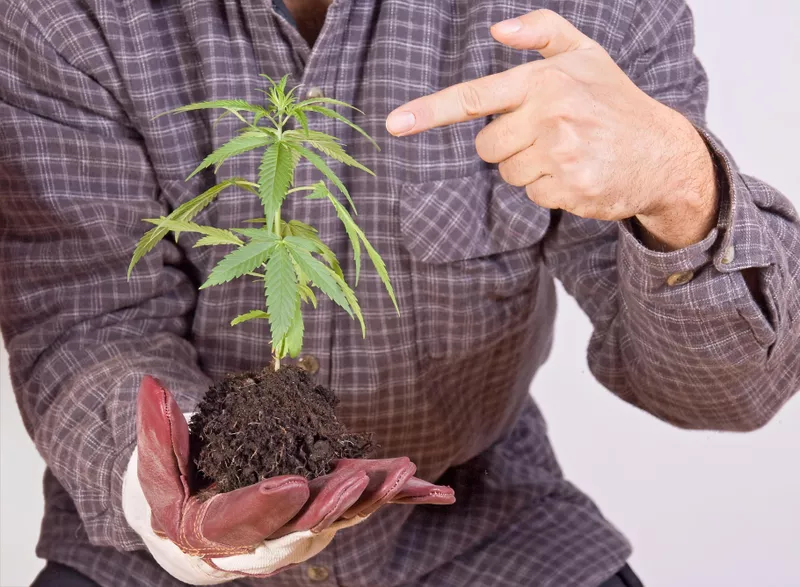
[635,110,719,250]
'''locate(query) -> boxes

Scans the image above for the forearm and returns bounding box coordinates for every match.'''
[26,338,211,549]
[594,163,800,431]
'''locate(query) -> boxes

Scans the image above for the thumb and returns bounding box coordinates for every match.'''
[491,9,595,58]
[136,375,191,535]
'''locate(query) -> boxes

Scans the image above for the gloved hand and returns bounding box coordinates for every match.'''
[123,375,454,584]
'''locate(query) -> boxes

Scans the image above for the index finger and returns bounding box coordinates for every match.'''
[386,67,527,136]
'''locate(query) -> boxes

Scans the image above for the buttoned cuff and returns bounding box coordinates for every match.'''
[618,128,774,294]
[616,129,777,346]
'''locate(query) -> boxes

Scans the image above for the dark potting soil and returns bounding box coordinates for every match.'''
[189,365,373,495]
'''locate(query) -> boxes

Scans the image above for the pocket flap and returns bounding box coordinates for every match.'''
[400,169,550,264]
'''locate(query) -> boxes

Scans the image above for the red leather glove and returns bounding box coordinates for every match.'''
[127,375,454,581]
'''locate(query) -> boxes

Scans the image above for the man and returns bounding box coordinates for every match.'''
[1,0,797,585]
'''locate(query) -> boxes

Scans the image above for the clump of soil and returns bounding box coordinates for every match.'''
[189,365,372,494]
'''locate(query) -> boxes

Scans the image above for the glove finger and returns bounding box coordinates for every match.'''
[136,375,191,539]
[334,458,417,519]
[390,476,456,505]
[268,470,369,538]
[200,475,310,547]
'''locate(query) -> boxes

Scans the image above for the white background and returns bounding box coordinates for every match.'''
[1,1,798,586]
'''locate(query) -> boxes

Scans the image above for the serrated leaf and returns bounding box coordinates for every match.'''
[186,132,273,180]
[284,303,304,358]
[330,270,366,337]
[195,235,243,247]
[296,97,364,114]
[294,109,309,136]
[304,181,329,200]
[298,284,318,308]
[284,232,343,279]
[286,242,353,319]
[361,234,398,313]
[128,178,247,277]
[324,190,397,311]
[142,217,243,246]
[307,139,374,176]
[284,220,318,238]
[128,226,169,279]
[287,143,356,213]
[278,75,290,92]
[265,243,299,351]
[303,105,380,151]
[284,129,341,143]
[200,237,278,289]
[231,310,270,326]
[234,227,281,241]
[315,183,361,284]
[259,142,295,231]
[155,100,272,121]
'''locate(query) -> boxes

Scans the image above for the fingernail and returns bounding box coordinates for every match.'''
[494,18,522,35]
[386,111,416,135]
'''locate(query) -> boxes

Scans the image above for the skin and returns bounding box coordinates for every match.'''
[385,10,719,252]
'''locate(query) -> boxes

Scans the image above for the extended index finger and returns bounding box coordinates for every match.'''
[386,67,527,136]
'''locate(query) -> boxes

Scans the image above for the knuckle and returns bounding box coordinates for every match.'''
[570,167,601,197]
[498,160,523,187]
[457,82,484,118]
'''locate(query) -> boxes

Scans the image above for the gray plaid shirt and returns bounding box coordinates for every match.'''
[1,0,798,586]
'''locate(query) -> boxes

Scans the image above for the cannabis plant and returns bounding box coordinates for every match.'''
[128,75,396,368]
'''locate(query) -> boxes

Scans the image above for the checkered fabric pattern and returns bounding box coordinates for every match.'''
[1,0,798,585]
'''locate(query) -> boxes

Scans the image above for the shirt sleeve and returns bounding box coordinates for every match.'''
[542,0,800,431]
[0,4,212,550]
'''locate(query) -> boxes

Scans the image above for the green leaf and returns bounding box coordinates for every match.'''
[284,231,343,279]
[304,181,330,200]
[155,100,272,123]
[284,303,304,358]
[128,178,248,277]
[242,218,267,224]
[298,284,318,308]
[284,129,374,175]
[234,227,281,241]
[294,109,309,136]
[286,241,353,319]
[195,235,243,247]
[259,142,295,231]
[330,270,366,337]
[287,143,356,213]
[265,243,300,351]
[324,189,397,311]
[200,236,278,289]
[302,105,380,151]
[307,138,374,176]
[278,74,290,93]
[186,132,273,180]
[282,219,316,237]
[142,217,243,246]
[312,183,361,284]
[296,97,364,114]
[231,310,270,326]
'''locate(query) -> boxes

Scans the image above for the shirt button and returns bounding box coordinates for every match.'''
[720,244,736,265]
[306,86,324,99]
[297,355,320,374]
[666,270,695,287]
[307,566,330,582]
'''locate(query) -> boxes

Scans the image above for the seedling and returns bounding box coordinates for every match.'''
[129,75,397,369]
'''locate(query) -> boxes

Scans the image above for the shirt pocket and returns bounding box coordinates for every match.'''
[400,169,551,362]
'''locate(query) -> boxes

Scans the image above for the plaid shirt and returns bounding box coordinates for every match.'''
[1,0,798,585]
